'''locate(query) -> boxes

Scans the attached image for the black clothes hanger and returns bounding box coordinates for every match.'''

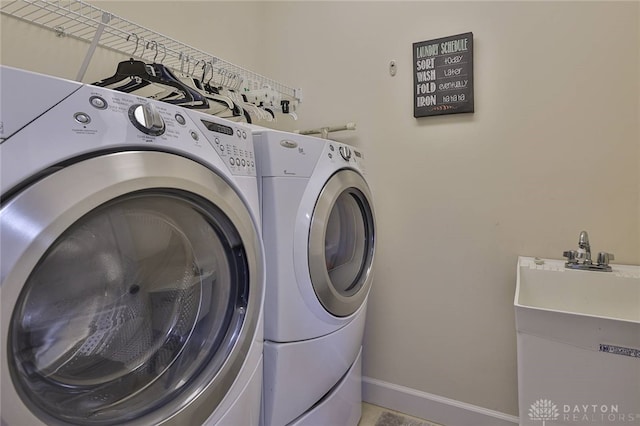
[93,59,194,105]
[92,59,149,87]
[149,63,209,109]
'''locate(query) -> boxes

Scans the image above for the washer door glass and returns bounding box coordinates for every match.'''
[308,170,375,317]
[9,191,249,424]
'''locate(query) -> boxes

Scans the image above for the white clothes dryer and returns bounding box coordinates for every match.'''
[252,129,376,426]
[1,66,264,426]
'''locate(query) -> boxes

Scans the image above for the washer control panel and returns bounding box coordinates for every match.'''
[197,118,255,174]
[75,86,256,176]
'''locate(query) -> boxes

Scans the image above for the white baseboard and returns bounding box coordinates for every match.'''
[362,376,519,426]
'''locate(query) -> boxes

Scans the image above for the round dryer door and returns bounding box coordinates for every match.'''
[308,169,375,317]
[1,151,262,426]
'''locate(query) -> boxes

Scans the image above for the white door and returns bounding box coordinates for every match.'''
[1,151,263,425]
[308,169,376,317]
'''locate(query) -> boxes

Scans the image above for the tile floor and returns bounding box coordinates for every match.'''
[358,403,443,426]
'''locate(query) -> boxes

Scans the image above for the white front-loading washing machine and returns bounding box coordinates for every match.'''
[0,66,264,426]
[252,128,376,426]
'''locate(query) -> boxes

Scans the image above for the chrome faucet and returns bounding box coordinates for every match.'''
[563,231,614,272]
[577,230,592,264]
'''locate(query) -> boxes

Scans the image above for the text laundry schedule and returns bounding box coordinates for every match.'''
[413,32,474,117]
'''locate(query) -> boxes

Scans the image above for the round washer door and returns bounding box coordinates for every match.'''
[1,151,263,426]
[308,169,375,317]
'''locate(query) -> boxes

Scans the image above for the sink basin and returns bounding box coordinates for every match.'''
[514,256,640,425]
[515,256,640,322]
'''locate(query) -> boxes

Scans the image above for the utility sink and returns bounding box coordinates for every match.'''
[515,256,640,322]
[514,256,640,426]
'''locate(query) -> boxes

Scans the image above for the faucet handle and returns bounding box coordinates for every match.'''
[597,252,615,266]
[563,250,578,263]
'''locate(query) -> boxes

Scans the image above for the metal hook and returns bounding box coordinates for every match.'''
[207,61,215,85]
[224,70,233,88]
[221,69,230,88]
[191,59,201,77]
[201,61,208,82]
[127,33,139,57]
[184,55,190,74]
[158,43,167,64]
[208,59,218,85]
[147,40,158,63]
[139,37,147,60]
[235,75,244,91]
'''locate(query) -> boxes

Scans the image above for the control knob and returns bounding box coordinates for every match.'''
[339,146,352,161]
[129,103,165,136]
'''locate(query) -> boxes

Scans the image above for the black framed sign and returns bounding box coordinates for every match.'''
[413,32,474,118]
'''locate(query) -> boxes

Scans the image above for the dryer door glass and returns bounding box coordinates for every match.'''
[309,170,375,317]
[9,191,249,425]
[325,190,368,293]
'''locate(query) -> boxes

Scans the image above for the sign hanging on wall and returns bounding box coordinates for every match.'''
[413,32,474,118]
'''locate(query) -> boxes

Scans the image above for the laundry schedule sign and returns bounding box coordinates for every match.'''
[413,32,474,117]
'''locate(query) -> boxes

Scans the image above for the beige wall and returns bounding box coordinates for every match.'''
[2,0,639,418]
[257,2,640,416]
[258,2,640,414]
[1,1,268,84]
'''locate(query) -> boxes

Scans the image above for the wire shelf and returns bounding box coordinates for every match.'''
[1,0,302,101]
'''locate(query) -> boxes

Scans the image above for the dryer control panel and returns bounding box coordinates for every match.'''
[325,141,367,176]
[252,129,367,178]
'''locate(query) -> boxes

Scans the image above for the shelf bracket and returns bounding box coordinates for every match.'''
[75,11,111,82]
